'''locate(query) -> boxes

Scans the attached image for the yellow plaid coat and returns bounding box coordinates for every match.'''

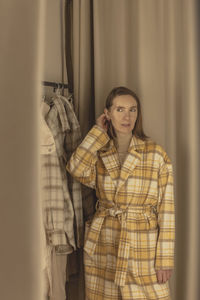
[67,125,175,299]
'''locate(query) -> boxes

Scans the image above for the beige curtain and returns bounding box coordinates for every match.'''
[72,0,95,135]
[0,1,45,299]
[1,1,198,299]
[72,0,200,299]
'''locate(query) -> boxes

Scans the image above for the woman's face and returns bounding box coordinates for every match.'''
[105,95,138,135]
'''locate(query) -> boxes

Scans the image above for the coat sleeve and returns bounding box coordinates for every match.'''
[155,154,175,271]
[66,125,110,189]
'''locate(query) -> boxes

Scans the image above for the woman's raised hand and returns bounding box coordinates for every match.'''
[96,113,109,132]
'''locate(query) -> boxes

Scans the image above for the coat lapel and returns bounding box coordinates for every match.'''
[117,136,145,192]
[99,136,145,190]
[99,140,120,187]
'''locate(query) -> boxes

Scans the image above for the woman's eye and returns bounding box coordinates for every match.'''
[130,108,136,112]
[116,108,123,112]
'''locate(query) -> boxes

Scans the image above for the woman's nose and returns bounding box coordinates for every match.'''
[124,111,130,120]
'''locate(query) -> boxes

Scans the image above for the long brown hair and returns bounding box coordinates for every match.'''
[105,86,148,140]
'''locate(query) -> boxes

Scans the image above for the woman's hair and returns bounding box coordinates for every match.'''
[105,86,148,140]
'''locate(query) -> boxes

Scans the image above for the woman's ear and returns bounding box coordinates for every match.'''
[104,108,110,120]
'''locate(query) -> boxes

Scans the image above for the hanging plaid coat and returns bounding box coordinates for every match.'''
[67,125,175,299]
[42,96,83,252]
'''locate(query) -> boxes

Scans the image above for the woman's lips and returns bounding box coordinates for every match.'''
[121,124,130,127]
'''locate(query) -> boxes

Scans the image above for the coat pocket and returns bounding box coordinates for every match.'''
[128,213,158,277]
[128,227,158,285]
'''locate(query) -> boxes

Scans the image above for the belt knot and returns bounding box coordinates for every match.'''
[96,200,127,222]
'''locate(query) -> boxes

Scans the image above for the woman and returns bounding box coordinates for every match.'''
[67,87,175,299]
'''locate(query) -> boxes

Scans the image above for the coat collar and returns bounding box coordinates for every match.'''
[99,136,145,190]
[128,135,146,152]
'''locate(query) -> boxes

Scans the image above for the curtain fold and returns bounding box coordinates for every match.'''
[0,0,45,299]
[65,0,74,94]
[70,0,95,135]
[175,1,200,299]
[70,0,200,299]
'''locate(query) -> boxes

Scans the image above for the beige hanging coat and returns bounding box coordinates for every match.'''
[67,125,175,299]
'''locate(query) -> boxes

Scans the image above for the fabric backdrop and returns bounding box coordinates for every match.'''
[0,0,45,299]
[70,1,200,299]
[1,1,199,300]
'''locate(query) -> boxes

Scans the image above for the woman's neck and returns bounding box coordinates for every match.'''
[115,132,132,151]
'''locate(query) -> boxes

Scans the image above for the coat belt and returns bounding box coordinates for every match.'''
[84,200,157,287]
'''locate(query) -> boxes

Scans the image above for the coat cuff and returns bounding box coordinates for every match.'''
[155,252,174,270]
[81,125,110,152]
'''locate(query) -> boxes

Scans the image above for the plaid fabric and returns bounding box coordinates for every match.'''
[67,125,175,299]
[57,96,84,248]
[59,96,96,244]
[41,96,84,253]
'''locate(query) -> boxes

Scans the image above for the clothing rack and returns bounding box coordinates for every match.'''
[42,81,68,89]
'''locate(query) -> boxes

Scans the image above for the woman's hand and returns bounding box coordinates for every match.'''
[156,270,173,284]
[96,113,109,132]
